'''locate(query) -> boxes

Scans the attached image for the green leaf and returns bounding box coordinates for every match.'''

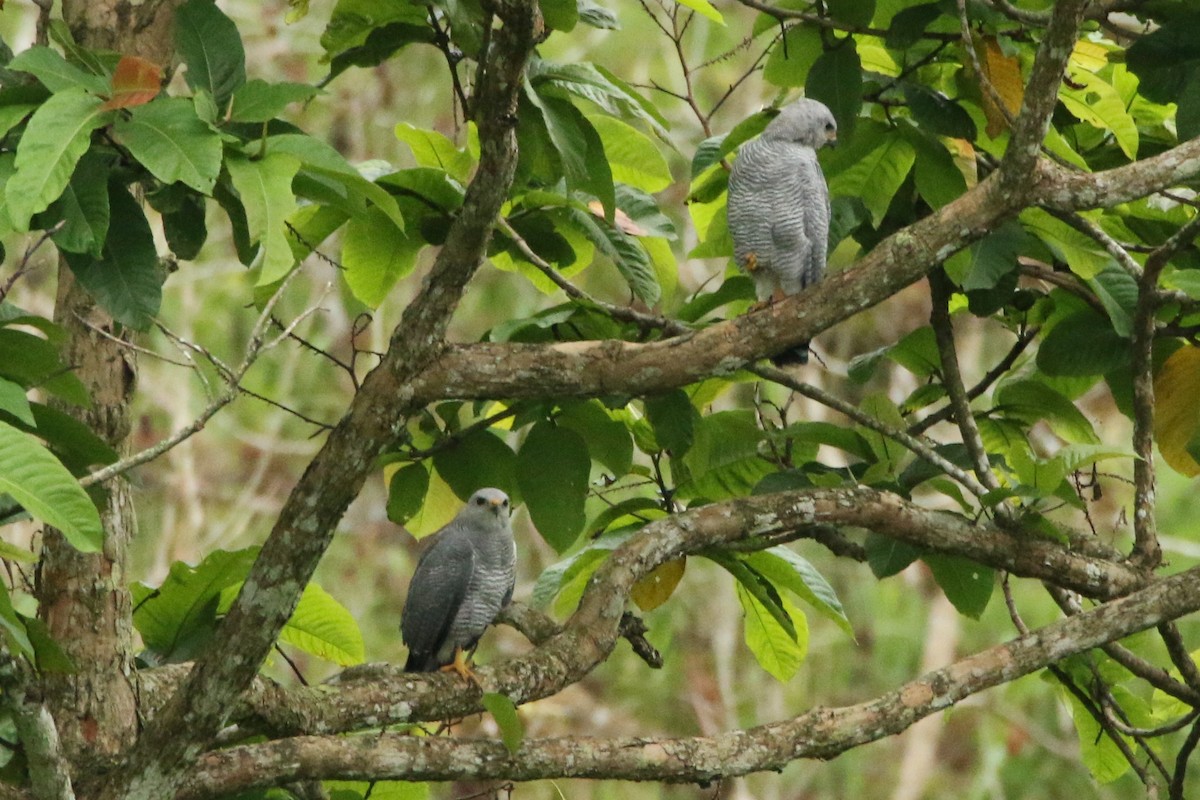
[1059,70,1138,160]
[44,150,110,256]
[589,115,671,193]
[563,207,661,305]
[394,123,475,183]
[7,46,107,94]
[0,539,37,564]
[556,400,633,476]
[387,463,430,526]
[541,0,579,31]
[828,0,874,27]
[944,220,1025,291]
[5,88,112,231]
[275,583,365,666]
[0,377,34,427]
[132,547,258,664]
[175,0,246,108]
[1126,13,1200,107]
[0,583,33,658]
[225,152,301,284]
[679,410,773,501]
[64,183,162,331]
[0,329,88,406]
[341,205,421,306]
[0,420,102,553]
[431,428,519,504]
[885,3,942,50]
[903,84,976,140]
[161,191,208,261]
[775,421,873,461]
[763,26,823,88]
[671,0,723,24]
[481,693,524,754]
[1085,264,1138,339]
[826,123,914,225]
[643,390,696,455]
[517,422,591,553]
[229,79,319,122]
[1064,689,1131,784]
[1022,208,1111,280]
[24,616,75,673]
[1037,309,1129,377]
[735,580,806,683]
[995,379,1099,444]
[807,43,863,139]
[865,532,920,578]
[113,97,222,194]
[924,554,994,619]
[745,547,853,637]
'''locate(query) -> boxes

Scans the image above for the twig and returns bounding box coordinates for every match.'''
[1170,718,1200,800]
[81,269,305,489]
[909,326,1038,436]
[0,222,63,303]
[1047,209,1144,281]
[928,272,1004,500]
[750,363,993,500]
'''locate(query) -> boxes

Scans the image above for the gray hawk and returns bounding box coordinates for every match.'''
[727,97,837,365]
[401,487,516,681]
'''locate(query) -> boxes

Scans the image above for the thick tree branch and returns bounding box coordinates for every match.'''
[97,4,543,798]
[179,561,1200,797]
[129,487,1141,742]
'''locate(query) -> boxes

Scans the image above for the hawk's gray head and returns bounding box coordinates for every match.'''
[762,98,838,150]
[460,487,510,528]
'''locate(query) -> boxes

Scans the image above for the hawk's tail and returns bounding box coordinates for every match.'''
[770,341,811,367]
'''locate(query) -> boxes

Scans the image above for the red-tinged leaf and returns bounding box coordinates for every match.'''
[103,56,163,110]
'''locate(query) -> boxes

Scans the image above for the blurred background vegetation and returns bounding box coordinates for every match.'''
[4,0,1199,797]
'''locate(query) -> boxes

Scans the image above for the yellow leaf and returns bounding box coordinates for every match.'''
[975,36,1024,137]
[1154,345,1200,477]
[630,558,686,612]
[1071,41,1110,74]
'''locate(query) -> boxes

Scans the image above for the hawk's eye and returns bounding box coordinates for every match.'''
[825,123,835,132]
[476,497,486,506]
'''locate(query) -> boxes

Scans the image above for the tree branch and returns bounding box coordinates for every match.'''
[179,560,1200,797]
[97,3,543,798]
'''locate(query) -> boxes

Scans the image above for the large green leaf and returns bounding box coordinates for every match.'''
[7,46,107,94]
[925,554,994,619]
[995,380,1099,445]
[394,122,475,183]
[556,400,633,476]
[679,410,773,501]
[826,123,914,225]
[1059,70,1138,160]
[44,149,110,256]
[1021,208,1111,280]
[807,43,863,139]
[735,581,806,683]
[517,421,590,553]
[589,115,671,194]
[0,329,89,406]
[386,463,430,526]
[229,79,319,123]
[0,377,33,426]
[64,183,162,331]
[0,582,33,658]
[5,88,112,231]
[1036,309,1129,377]
[132,547,259,664]
[431,428,519,504]
[563,206,660,305]
[175,0,246,107]
[763,26,822,88]
[113,97,222,194]
[0,420,102,553]
[481,693,524,755]
[341,205,421,306]
[221,582,365,666]
[744,547,854,637]
[643,390,695,455]
[226,152,301,284]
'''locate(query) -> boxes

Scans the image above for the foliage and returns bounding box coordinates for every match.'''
[4,0,1200,796]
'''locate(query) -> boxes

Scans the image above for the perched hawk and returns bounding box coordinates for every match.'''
[401,488,516,681]
[727,98,838,364]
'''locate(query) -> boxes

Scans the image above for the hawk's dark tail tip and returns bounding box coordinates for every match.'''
[770,342,811,367]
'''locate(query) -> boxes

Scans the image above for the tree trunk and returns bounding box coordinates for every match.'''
[33,0,182,781]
